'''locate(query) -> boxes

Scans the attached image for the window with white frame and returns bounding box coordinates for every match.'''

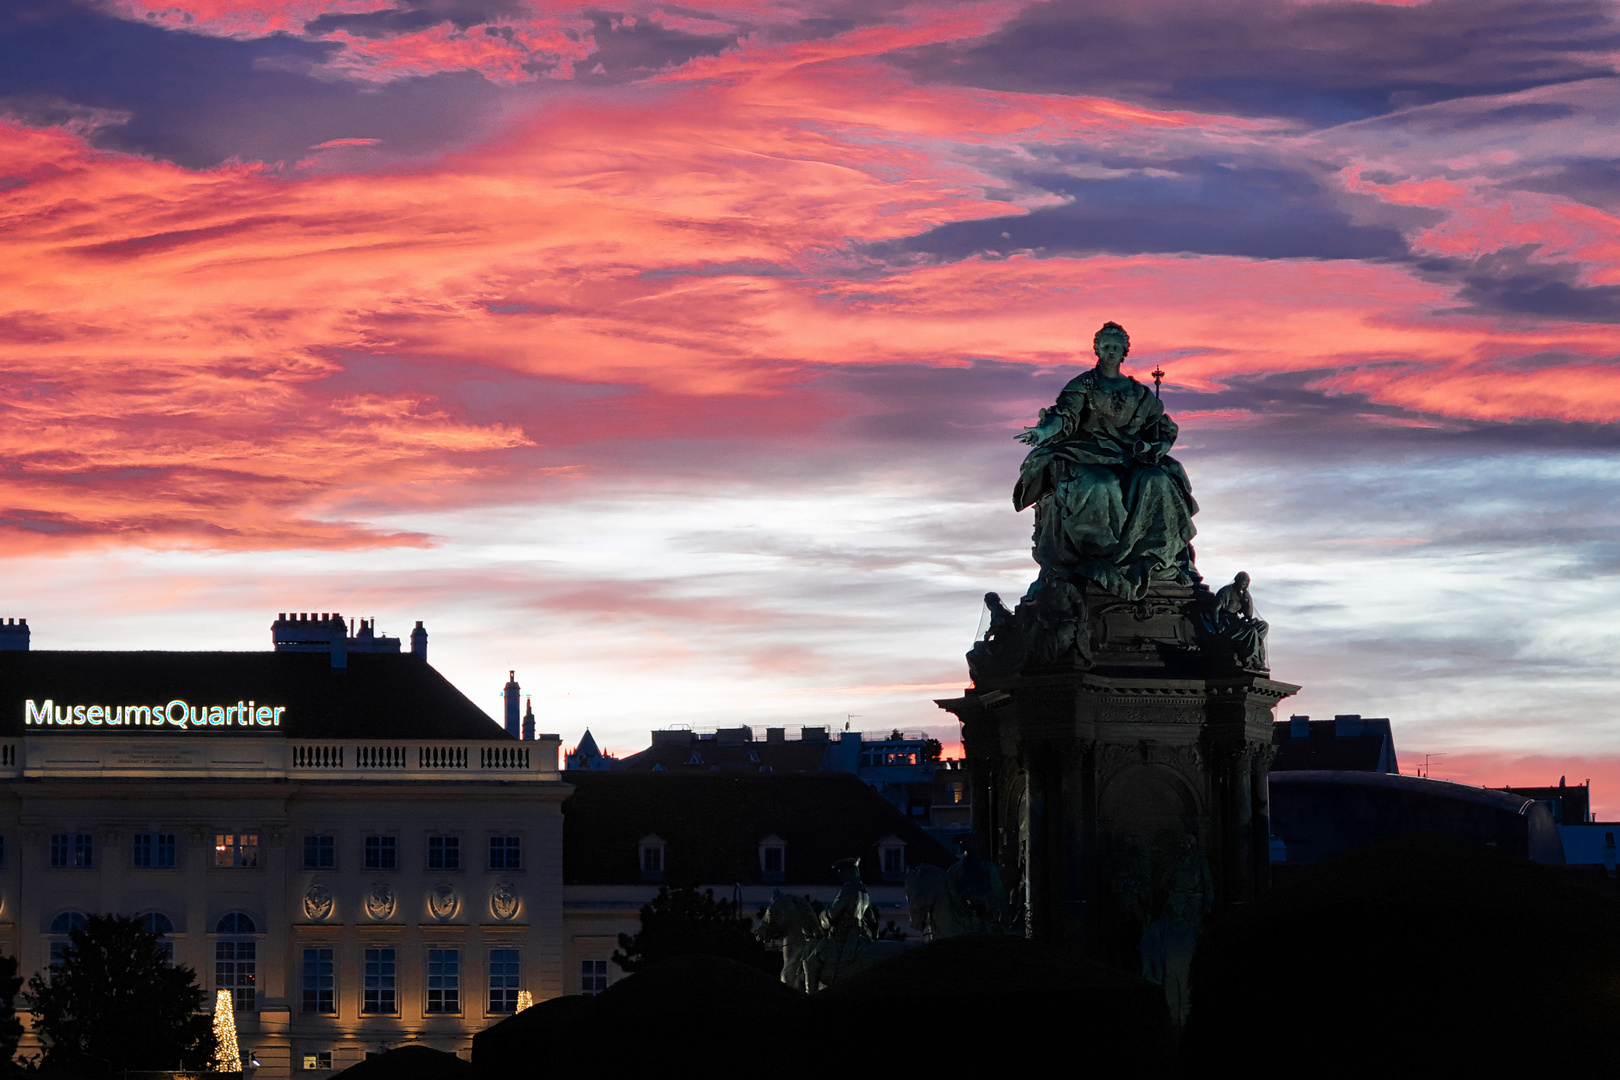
[488,835,521,870]
[363,948,397,1014]
[638,835,665,882]
[216,912,257,1011]
[49,911,88,969]
[426,948,460,1014]
[50,833,93,868]
[133,832,177,869]
[302,948,335,1014]
[137,911,175,962]
[214,832,259,868]
[302,1052,333,1071]
[488,948,521,1013]
[428,835,460,871]
[878,836,907,882]
[581,959,609,996]
[758,835,786,883]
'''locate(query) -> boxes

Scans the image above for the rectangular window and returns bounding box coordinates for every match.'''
[303,835,335,870]
[488,949,521,1013]
[427,836,460,871]
[488,836,521,870]
[216,940,257,1012]
[882,846,905,874]
[49,941,69,969]
[363,948,397,1014]
[50,833,93,868]
[303,1052,333,1071]
[214,833,259,869]
[425,949,460,1014]
[133,832,177,869]
[641,844,663,873]
[762,847,784,873]
[301,948,335,1014]
[581,959,608,996]
[364,835,397,870]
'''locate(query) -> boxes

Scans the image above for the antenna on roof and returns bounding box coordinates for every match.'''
[845,714,860,732]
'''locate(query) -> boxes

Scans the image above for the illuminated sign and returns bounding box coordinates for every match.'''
[24,699,285,729]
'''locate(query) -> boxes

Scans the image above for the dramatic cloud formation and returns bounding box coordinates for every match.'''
[2,0,1619,807]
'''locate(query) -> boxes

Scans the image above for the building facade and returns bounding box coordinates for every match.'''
[0,629,564,1077]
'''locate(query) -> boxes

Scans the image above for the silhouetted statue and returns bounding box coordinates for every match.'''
[1206,571,1269,670]
[1014,322,1199,601]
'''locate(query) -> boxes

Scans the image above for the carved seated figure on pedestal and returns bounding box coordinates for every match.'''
[1202,571,1269,671]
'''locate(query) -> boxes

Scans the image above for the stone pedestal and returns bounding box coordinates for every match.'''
[939,584,1297,967]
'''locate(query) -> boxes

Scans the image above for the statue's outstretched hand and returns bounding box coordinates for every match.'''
[1016,427,1043,445]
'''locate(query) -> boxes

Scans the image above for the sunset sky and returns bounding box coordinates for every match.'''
[2,0,1618,805]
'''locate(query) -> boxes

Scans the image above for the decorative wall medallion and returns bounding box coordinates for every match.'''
[428,882,459,922]
[491,883,519,921]
[365,882,396,921]
[303,883,334,921]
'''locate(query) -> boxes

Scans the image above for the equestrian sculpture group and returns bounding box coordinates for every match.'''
[758,853,1017,991]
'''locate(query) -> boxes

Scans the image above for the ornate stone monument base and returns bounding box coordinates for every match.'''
[938,583,1298,971]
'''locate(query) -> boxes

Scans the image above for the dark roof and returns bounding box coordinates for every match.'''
[1272,718,1397,773]
[562,773,953,886]
[612,739,828,774]
[0,650,508,740]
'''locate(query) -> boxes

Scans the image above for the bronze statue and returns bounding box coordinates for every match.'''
[758,859,905,992]
[1207,571,1269,670]
[1014,322,1199,601]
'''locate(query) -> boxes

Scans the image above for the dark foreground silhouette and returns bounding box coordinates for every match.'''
[1183,835,1620,1072]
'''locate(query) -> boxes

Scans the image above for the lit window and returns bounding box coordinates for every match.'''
[426,949,460,1014]
[581,959,608,996]
[303,1052,333,1071]
[428,836,460,871]
[301,948,335,1014]
[50,833,93,869]
[363,948,396,1014]
[303,835,335,870]
[217,938,256,1012]
[951,782,966,805]
[488,836,521,871]
[133,833,176,869]
[488,949,521,1014]
[365,835,397,870]
[214,833,259,869]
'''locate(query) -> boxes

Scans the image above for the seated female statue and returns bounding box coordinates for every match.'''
[1015,322,1199,600]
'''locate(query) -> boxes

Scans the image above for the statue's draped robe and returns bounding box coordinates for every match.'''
[1014,370,1198,600]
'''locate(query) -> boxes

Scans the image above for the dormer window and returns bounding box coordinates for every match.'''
[877,835,906,882]
[638,835,665,882]
[758,835,786,883]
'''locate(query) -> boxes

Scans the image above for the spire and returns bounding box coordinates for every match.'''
[503,670,521,738]
[522,696,535,742]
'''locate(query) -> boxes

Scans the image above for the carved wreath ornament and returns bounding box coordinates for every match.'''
[491,883,519,921]
[365,882,396,921]
[303,883,333,921]
[428,882,459,922]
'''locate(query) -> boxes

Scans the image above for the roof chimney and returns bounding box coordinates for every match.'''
[411,621,428,660]
[504,671,521,738]
[522,697,535,742]
[0,618,29,652]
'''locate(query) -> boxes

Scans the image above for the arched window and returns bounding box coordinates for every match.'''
[216,911,256,935]
[216,912,257,1012]
[49,911,87,935]
[138,911,174,935]
[48,911,88,970]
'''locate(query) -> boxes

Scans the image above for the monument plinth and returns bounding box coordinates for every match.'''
[939,322,1296,1014]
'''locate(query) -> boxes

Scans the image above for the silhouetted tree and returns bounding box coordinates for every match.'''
[921,737,943,762]
[24,915,213,1074]
[0,954,23,1072]
[613,887,777,976]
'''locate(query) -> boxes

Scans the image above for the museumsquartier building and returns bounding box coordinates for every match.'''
[0,615,563,1076]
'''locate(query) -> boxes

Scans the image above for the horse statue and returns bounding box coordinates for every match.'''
[758,858,910,992]
[905,853,1020,940]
